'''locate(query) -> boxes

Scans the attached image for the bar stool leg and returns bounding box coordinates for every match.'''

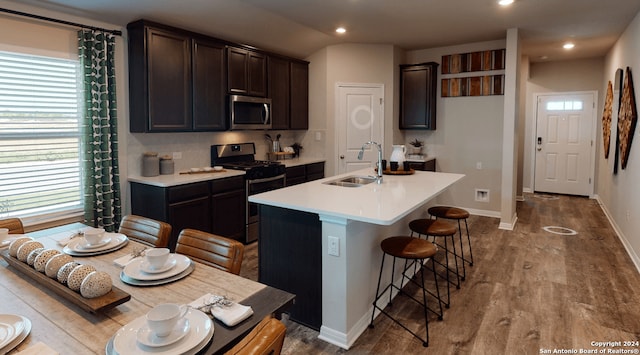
[369,252,386,328]
[464,218,474,266]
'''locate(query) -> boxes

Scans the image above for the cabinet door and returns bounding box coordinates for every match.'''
[290,61,309,130]
[192,39,226,131]
[268,56,290,130]
[248,52,267,97]
[227,47,266,97]
[227,47,248,95]
[285,166,305,186]
[147,28,192,131]
[400,62,438,130]
[168,196,212,250]
[211,189,246,242]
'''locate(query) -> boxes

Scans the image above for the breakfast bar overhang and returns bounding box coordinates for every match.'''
[249,168,464,349]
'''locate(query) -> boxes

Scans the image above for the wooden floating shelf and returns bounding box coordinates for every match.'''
[1,250,131,314]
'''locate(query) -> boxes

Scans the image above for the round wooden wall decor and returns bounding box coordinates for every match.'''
[602,80,613,159]
[618,66,638,169]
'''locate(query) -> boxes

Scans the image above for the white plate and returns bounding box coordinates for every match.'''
[63,233,128,256]
[0,314,25,350]
[0,316,31,355]
[140,258,177,274]
[136,318,190,348]
[113,309,213,355]
[0,322,15,350]
[121,263,194,286]
[124,255,190,281]
[78,237,112,250]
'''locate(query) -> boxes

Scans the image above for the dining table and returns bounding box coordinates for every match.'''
[0,222,295,354]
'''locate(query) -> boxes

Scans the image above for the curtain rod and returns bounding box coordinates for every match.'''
[0,7,122,36]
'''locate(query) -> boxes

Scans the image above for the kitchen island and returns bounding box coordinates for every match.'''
[249,168,464,349]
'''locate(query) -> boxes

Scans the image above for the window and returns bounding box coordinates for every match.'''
[0,50,83,221]
[546,100,583,111]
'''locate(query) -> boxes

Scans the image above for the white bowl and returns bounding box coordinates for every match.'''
[190,167,202,173]
[213,166,223,171]
[202,167,213,172]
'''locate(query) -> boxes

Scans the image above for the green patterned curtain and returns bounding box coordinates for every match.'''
[78,30,121,232]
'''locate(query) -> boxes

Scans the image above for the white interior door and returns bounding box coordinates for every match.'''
[534,93,595,196]
[336,84,384,174]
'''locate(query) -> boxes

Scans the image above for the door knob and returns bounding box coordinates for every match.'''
[340,155,345,159]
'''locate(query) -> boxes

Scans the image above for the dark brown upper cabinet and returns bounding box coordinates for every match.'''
[227,46,267,97]
[267,56,290,130]
[290,60,309,130]
[268,56,309,130]
[128,20,227,132]
[129,23,192,132]
[400,62,438,130]
[128,19,308,132]
[192,38,227,131]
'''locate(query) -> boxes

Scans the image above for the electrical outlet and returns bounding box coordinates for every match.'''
[476,162,482,170]
[172,152,182,160]
[626,210,631,221]
[328,236,339,256]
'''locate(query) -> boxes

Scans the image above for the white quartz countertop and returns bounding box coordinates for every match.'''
[249,168,464,225]
[128,169,246,187]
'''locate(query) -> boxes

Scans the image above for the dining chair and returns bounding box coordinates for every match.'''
[118,215,172,248]
[224,315,287,355]
[175,229,244,275]
[0,218,25,234]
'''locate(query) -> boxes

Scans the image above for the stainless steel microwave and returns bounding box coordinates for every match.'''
[229,95,271,130]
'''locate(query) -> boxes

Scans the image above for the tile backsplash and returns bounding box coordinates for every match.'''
[126,130,323,176]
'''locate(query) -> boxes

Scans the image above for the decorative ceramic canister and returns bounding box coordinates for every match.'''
[159,155,174,175]
[142,152,160,177]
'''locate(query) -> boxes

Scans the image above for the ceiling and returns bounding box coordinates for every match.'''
[12,0,640,62]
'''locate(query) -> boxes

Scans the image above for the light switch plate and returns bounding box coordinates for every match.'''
[328,236,339,256]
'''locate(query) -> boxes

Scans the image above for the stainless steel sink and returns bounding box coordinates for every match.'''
[323,175,378,187]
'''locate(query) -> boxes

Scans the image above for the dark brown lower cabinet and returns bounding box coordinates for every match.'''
[285,161,325,187]
[406,158,436,172]
[130,175,246,250]
[258,205,321,330]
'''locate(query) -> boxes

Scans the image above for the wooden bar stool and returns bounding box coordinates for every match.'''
[408,218,460,309]
[369,236,442,347]
[428,206,473,280]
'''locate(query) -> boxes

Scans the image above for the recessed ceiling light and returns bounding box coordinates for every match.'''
[498,0,514,6]
[540,55,549,60]
[336,27,346,34]
[563,42,575,50]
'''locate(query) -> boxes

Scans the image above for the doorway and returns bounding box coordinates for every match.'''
[335,83,384,174]
[533,92,596,196]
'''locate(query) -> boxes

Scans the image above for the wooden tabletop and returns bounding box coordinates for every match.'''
[0,223,295,354]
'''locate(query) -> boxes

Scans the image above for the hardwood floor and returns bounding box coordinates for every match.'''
[240,193,640,354]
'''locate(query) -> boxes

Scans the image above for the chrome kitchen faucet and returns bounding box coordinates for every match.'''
[358,141,383,184]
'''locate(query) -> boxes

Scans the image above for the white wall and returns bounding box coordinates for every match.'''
[523,58,604,192]
[405,40,507,215]
[306,43,399,177]
[599,10,640,269]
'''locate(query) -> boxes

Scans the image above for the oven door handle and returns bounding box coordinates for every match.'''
[247,174,286,185]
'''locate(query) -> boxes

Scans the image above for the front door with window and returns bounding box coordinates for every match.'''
[534,92,596,196]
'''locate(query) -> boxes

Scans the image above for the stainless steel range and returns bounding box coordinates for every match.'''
[211,143,286,243]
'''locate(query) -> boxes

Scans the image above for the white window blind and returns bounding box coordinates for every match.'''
[0,50,83,219]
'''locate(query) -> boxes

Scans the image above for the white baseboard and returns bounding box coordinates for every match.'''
[594,196,640,274]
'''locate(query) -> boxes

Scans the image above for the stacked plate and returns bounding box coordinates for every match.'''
[106,309,213,355]
[63,233,129,256]
[0,314,32,354]
[120,254,194,286]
